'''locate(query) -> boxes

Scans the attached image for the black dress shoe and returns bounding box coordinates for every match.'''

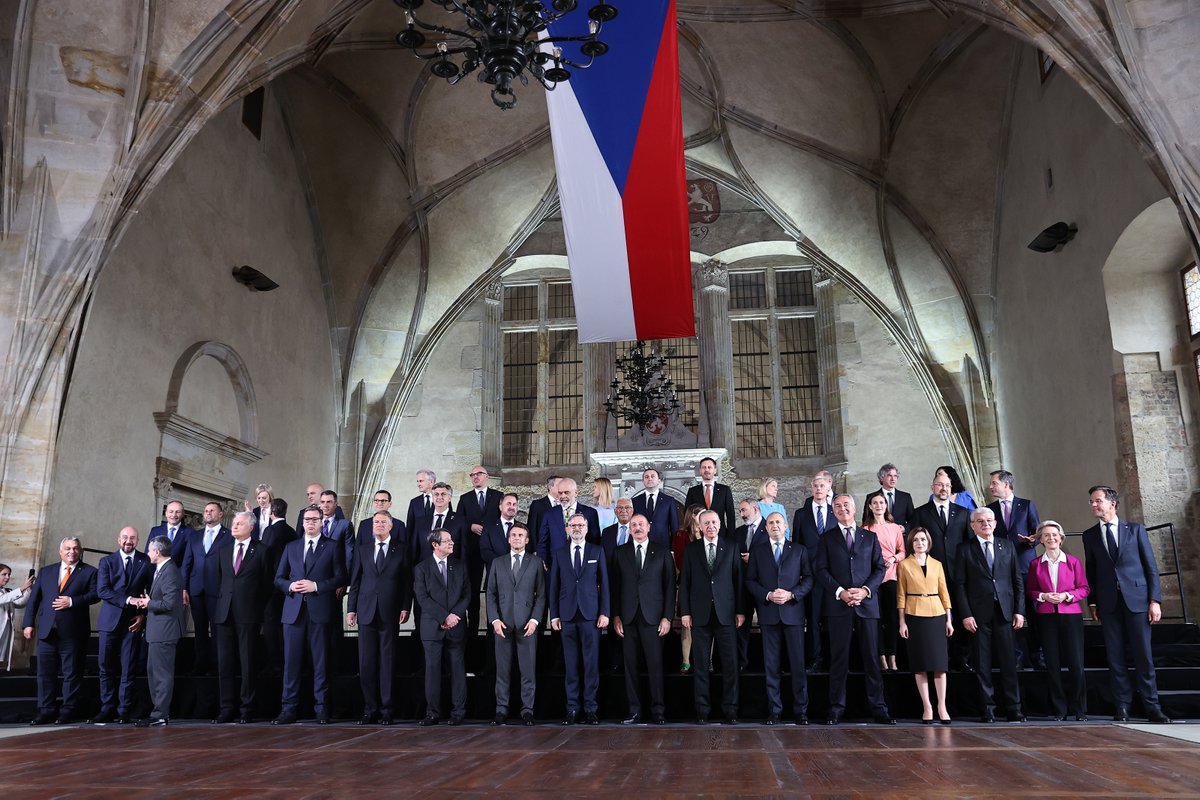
[113,716,130,725]
[562,710,579,725]
[921,719,933,726]
[448,716,464,726]
[237,717,251,725]
[379,716,393,726]
[273,713,297,725]
[622,714,643,725]
[1113,707,1130,722]
[1007,714,1026,723]
[137,717,167,728]
[522,713,535,726]
[723,717,738,725]
[1148,710,1173,724]
[652,716,666,725]
[796,715,809,726]
[316,716,330,725]
[980,712,996,723]
[765,714,780,726]
[92,710,116,725]
[418,715,439,727]
[696,717,709,725]
[874,715,897,725]
[358,715,376,726]
[30,713,55,726]
[214,712,235,724]
[1074,714,1087,722]
[491,713,507,726]
[826,715,841,726]
[584,711,599,725]
[939,717,952,725]
[1051,715,1065,721]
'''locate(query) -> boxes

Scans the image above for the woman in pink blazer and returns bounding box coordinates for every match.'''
[863,494,905,672]
[1026,521,1090,720]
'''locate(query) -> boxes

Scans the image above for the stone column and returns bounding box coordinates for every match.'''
[480,282,503,468]
[584,342,615,455]
[697,259,733,450]
[814,268,846,463]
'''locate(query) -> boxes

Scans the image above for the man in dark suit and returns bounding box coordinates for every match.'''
[486,522,545,726]
[987,469,1043,668]
[318,490,354,578]
[610,514,674,725]
[404,469,437,540]
[954,507,1026,722]
[273,505,347,725]
[865,463,914,528]
[599,497,636,673]
[680,509,744,724]
[913,472,973,671]
[525,476,561,554]
[792,471,837,670]
[259,497,296,672]
[355,490,407,554]
[458,465,501,639]
[632,468,678,547]
[549,514,610,724]
[1083,485,1172,723]
[134,535,184,726]
[213,512,272,723]
[347,510,411,725]
[538,477,601,570]
[684,457,736,537]
[23,536,99,725]
[94,526,151,724]
[736,498,768,671]
[411,482,468,650]
[149,499,193,569]
[294,482,346,533]
[480,492,521,569]
[746,511,813,725]
[413,528,470,725]
[815,495,894,725]
[181,500,231,675]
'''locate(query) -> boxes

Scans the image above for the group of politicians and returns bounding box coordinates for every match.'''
[7,457,1177,727]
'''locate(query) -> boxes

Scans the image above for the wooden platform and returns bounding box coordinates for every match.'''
[2,722,1198,798]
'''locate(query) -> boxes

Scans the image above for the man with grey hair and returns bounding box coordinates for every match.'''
[405,469,438,535]
[987,469,1042,670]
[793,470,837,671]
[865,463,914,528]
[213,511,271,723]
[538,477,601,570]
[549,513,609,724]
[526,475,562,554]
[133,536,184,726]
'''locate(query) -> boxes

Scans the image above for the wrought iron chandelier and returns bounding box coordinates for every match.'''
[394,0,619,110]
[605,341,683,433]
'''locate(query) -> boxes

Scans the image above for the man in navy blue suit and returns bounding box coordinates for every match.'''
[182,501,231,675]
[404,469,437,541]
[1083,485,1172,724]
[273,505,346,724]
[746,512,813,725]
[865,463,915,528]
[354,490,406,554]
[480,492,521,570]
[23,537,99,725]
[318,490,354,580]
[549,514,610,724]
[987,470,1043,668]
[149,499,193,569]
[458,465,502,639]
[792,471,837,670]
[94,526,151,724]
[538,477,601,570]
[815,495,894,725]
[632,468,678,547]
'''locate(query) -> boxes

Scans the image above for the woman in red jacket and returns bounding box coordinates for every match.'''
[1026,521,1090,720]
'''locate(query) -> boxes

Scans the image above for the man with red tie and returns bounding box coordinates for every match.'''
[684,457,736,538]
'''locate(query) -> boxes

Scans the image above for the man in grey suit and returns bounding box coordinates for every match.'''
[133,536,184,726]
[486,522,545,726]
[413,528,470,725]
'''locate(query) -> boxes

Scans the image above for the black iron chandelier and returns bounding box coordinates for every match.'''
[394,0,619,110]
[605,341,683,433]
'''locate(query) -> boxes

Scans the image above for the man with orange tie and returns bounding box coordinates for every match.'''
[685,457,736,538]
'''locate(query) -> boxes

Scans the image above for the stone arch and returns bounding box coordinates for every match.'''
[165,340,260,447]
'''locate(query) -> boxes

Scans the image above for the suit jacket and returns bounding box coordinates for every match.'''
[538,504,602,569]
[745,539,812,626]
[181,526,232,597]
[679,537,744,626]
[348,535,411,625]
[814,526,885,619]
[405,494,430,538]
[480,518,519,567]
[96,551,152,633]
[412,509,466,567]
[214,538,272,625]
[148,524,195,568]
[954,535,1025,624]
[631,491,679,547]
[911,501,969,579]
[412,556,470,640]
[895,556,952,617]
[486,551,546,630]
[600,522,631,568]
[549,542,610,622]
[318,516,355,576]
[457,487,503,530]
[1026,554,1089,614]
[23,562,99,640]
[274,535,347,625]
[792,498,837,552]
[988,496,1041,564]
[259,520,297,575]
[525,496,556,550]
[293,505,345,536]
[1083,519,1161,614]
[250,507,273,540]
[736,519,770,556]
[144,561,185,644]
[610,540,675,626]
[685,482,736,538]
[865,488,915,528]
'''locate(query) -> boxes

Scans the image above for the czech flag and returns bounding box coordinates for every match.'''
[545,0,694,344]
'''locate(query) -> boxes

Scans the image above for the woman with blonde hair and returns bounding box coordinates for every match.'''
[245,483,273,534]
[590,476,617,530]
[672,504,706,673]
[757,478,788,539]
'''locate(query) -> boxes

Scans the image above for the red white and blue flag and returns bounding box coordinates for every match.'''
[545,0,694,343]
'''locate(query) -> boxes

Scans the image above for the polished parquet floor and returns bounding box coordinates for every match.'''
[2,721,1199,798]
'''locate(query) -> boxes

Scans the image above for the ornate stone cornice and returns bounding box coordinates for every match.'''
[153,412,267,465]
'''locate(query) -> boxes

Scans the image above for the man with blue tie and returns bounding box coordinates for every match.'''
[149,500,193,569]
[746,512,813,725]
[632,468,678,547]
[1083,485,1172,724]
[182,501,231,675]
[987,470,1043,669]
[94,526,151,724]
[599,497,636,673]
[792,471,837,671]
[318,490,354,580]
[736,498,768,671]
[550,514,610,724]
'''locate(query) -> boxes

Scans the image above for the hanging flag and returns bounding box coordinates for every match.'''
[545,0,694,344]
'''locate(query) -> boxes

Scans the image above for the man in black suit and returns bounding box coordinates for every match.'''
[149,499,193,569]
[599,497,636,673]
[684,457,736,537]
[815,495,893,725]
[404,469,437,539]
[1083,485,1172,723]
[913,472,973,671]
[213,512,272,723]
[736,498,768,671]
[347,510,411,725]
[411,482,468,652]
[792,471,837,670]
[23,537,99,725]
[525,476,561,554]
[458,465,501,639]
[611,514,674,725]
[486,522,545,726]
[550,514,610,724]
[632,468,678,547]
[259,497,296,672]
[538,477,602,569]
[413,528,470,725]
[954,507,1026,722]
[480,492,521,569]
[865,463,914,528]
[680,509,744,724]
[182,500,231,675]
[294,482,346,533]
[746,512,813,725]
[987,470,1043,669]
[94,526,151,724]
[273,505,347,725]
[355,490,406,555]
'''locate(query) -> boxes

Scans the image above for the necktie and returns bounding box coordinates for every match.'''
[323,519,331,537]
[887,492,894,511]
[816,506,825,532]
[504,521,512,538]
[1003,499,1012,528]
[123,556,132,584]
[439,559,447,585]
[234,542,245,575]
[58,566,71,593]
[939,505,947,528]
[984,540,994,570]
[168,526,177,543]
[774,542,782,564]
[746,523,756,550]
[647,493,655,518]
[1105,523,1118,561]
[637,544,644,570]
[707,542,716,570]
[205,527,214,552]
[478,491,485,508]
[376,542,386,570]
[704,484,712,509]
[434,513,444,531]
[844,527,854,555]
[424,495,431,514]
[563,506,571,524]
[618,525,628,546]
[304,540,315,570]
[512,553,521,576]
[574,545,582,576]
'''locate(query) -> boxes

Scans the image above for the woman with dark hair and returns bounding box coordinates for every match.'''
[930,466,977,511]
[896,527,953,724]
[863,495,905,672]
[672,504,706,673]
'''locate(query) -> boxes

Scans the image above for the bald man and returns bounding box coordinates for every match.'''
[94,527,152,723]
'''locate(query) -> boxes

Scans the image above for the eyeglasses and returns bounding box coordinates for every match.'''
[469,471,486,477]
[303,517,321,522]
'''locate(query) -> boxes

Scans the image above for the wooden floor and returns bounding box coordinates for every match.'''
[1,722,1198,798]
